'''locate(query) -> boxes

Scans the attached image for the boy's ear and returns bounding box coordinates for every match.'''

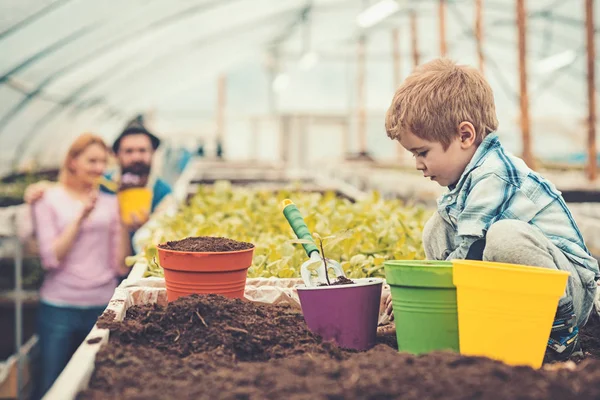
[458,122,477,148]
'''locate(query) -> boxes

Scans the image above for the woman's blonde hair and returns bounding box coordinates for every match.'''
[385,58,499,149]
[59,133,108,186]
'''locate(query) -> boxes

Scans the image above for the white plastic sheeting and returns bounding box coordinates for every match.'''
[0,0,598,175]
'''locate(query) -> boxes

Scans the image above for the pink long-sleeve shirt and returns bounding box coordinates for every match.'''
[34,186,121,307]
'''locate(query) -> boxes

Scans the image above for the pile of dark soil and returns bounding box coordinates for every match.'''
[79,346,600,400]
[78,295,600,400]
[580,311,600,359]
[158,237,254,252]
[95,295,343,361]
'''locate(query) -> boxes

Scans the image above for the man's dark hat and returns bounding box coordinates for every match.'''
[112,126,161,153]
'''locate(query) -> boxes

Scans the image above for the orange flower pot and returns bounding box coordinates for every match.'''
[157,246,255,302]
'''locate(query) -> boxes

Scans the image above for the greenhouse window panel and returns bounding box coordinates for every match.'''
[0,0,308,136]
[0,96,55,174]
[2,0,205,87]
[13,0,168,85]
[87,21,295,108]
[0,0,129,76]
[0,0,65,39]
[48,8,301,109]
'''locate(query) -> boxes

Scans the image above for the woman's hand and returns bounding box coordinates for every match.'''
[24,180,53,204]
[80,190,99,221]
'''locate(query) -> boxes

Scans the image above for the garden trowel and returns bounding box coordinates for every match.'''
[281,199,346,287]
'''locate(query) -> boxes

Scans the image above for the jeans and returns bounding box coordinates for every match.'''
[423,212,598,328]
[35,302,105,399]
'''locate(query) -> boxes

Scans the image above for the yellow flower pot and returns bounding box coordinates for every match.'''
[452,260,569,368]
[117,188,152,225]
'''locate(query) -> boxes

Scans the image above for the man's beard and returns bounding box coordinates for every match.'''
[121,161,151,176]
[119,161,151,189]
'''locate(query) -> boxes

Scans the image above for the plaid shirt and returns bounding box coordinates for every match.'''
[438,133,600,278]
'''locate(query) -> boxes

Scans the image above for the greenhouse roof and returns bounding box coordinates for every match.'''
[0,0,597,173]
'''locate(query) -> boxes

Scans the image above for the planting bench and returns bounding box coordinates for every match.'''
[42,262,600,400]
[44,273,327,400]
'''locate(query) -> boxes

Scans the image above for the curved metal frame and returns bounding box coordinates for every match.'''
[0,0,597,171]
[10,5,305,167]
[0,0,234,134]
[0,0,74,39]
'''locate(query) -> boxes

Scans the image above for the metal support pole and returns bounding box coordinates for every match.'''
[267,48,278,115]
[357,36,367,155]
[517,0,534,168]
[216,74,226,159]
[300,117,309,168]
[280,115,291,164]
[439,0,447,57]
[268,66,277,114]
[392,28,404,160]
[342,120,351,157]
[251,117,259,161]
[475,0,485,74]
[586,0,597,180]
[392,28,401,88]
[410,9,420,68]
[15,236,23,400]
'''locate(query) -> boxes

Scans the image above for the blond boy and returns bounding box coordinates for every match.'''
[385,58,598,361]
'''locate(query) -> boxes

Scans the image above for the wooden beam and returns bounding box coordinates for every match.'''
[357,36,367,154]
[410,9,420,68]
[586,0,597,180]
[216,74,226,146]
[392,28,404,161]
[342,119,350,156]
[280,115,291,164]
[475,0,485,73]
[517,0,534,169]
[251,117,259,161]
[392,28,401,88]
[439,0,447,57]
[299,117,309,168]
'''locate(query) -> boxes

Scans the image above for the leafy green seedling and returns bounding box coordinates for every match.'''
[289,230,353,285]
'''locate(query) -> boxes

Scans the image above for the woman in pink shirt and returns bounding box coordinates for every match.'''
[33,133,125,398]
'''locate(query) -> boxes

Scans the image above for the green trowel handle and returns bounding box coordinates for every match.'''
[281,199,319,257]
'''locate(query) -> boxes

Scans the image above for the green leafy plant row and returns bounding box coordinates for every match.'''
[133,181,431,279]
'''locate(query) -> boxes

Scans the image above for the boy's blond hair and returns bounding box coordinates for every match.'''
[385,58,499,149]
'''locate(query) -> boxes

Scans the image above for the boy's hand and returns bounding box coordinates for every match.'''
[379,291,394,325]
[385,293,394,320]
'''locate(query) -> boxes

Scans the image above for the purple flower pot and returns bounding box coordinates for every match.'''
[296,278,383,351]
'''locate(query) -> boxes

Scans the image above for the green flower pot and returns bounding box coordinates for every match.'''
[384,260,459,354]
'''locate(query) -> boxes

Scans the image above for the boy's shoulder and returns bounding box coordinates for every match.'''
[471,140,530,185]
[472,140,561,198]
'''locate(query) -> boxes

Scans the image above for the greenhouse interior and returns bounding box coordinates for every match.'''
[1,0,600,399]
